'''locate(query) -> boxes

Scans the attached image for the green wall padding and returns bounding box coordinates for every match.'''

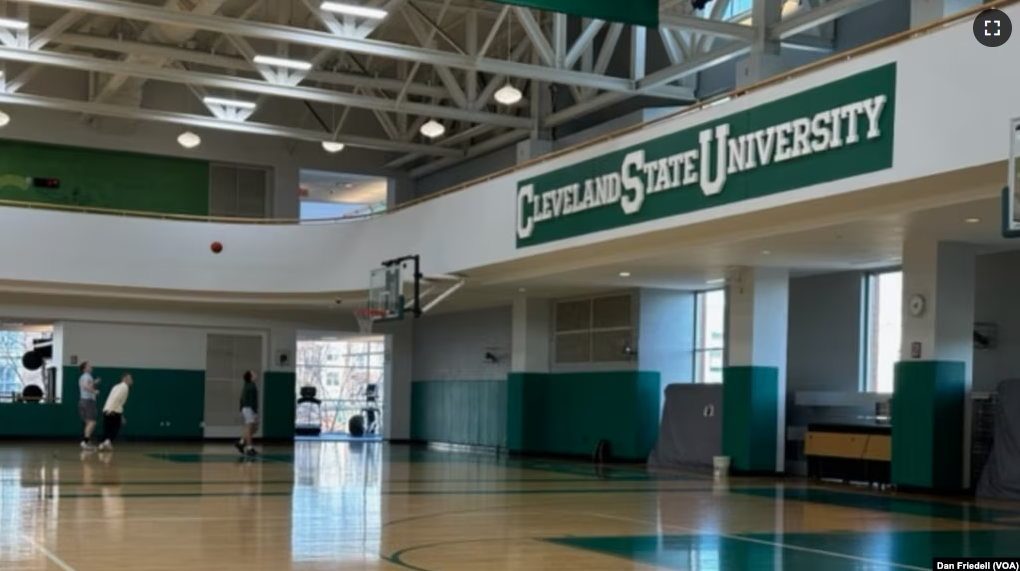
[0,140,210,215]
[722,366,779,472]
[411,380,507,447]
[505,371,662,460]
[891,360,965,491]
[0,368,205,439]
[262,372,296,439]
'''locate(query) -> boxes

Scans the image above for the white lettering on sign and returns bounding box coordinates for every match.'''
[515,94,888,240]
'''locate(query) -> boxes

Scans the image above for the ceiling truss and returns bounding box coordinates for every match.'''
[0,0,884,177]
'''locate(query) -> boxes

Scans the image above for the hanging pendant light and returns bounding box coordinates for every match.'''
[494,83,523,106]
[420,119,445,139]
[321,141,345,153]
[177,131,201,149]
[0,110,11,128]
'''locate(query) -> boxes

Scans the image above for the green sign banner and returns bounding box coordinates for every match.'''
[491,0,658,28]
[515,63,897,249]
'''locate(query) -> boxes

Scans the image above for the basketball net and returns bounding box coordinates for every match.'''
[354,305,385,334]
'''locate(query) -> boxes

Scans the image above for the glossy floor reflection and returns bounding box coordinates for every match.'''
[1,442,1019,570]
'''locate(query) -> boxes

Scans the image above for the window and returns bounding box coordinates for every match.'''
[296,336,386,434]
[553,294,634,365]
[865,270,902,393]
[0,328,53,400]
[694,289,726,383]
[209,163,268,218]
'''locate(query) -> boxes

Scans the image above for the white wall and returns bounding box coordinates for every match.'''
[1,10,1017,296]
[412,306,513,381]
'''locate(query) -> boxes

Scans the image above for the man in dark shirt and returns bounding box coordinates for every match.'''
[235,370,259,457]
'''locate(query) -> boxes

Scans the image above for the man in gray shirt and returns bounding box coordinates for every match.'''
[78,361,100,450]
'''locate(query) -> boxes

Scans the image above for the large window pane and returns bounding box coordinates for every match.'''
[867,271,902,393]
[296,336,386,434]
[694,290,726,383]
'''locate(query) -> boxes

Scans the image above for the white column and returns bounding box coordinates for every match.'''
[911,0,981,26]
[386,176,415,209]
[511,297,551,372]
[726,266,790,471]
[900,239,977,371]
[900,237,977,486]
[378,317,414,440]
[735,0,785,89]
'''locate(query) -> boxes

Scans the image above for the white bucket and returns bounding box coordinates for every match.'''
[713,455,731,478]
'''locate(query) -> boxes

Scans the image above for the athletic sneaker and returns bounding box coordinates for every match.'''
[80,441,95,451]
[98,441,112,451]
[245,448,258,457]
[234,441,245,454]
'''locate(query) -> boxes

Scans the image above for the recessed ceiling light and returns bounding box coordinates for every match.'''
[706,278,725,285]
[321,141,345,153]
[965,217,981,223]
[420,119,445,139]
[619,272,631,277]
[320,2,388,19]
[494,83,523,106]
[345,183,354,189]
[253,55,313,71]
[177,131,201,148]
[761,250,771,255]
[518,288,526,293]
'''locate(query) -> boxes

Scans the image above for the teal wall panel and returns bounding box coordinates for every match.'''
[891,360,965,491]
[411,380,506,447]
[0,368,205,439]
[0,140,210,215]
[722,366,779,472]
[263,372,296,439]
[504,371,662,461]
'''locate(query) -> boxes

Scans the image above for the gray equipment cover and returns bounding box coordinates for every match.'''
[647,384,723,468]
[977,379,1020,498]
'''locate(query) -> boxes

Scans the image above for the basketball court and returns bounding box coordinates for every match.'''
[2,441,1019,571]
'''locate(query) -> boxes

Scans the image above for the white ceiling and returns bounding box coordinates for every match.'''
[299,169,388,204]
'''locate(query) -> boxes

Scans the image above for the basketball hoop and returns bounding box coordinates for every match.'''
[354,306,386,334]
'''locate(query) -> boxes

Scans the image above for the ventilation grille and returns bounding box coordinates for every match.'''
[553,294,634,365]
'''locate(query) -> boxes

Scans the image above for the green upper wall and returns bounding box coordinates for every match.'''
[0,140,210,215]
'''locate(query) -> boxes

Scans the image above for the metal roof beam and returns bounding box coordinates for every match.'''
[0,92,462,156]
[0,45,531,128]
[18,0,639,94]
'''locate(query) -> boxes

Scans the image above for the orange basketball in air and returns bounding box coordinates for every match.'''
[211,241,223,254]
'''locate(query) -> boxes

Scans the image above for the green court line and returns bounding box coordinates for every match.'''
[11,476,696,487]
[46,487,717,499]
[548,530,1020,571]
[730,487,1020,526]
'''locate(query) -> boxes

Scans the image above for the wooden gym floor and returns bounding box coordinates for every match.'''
[1,441,1018,571]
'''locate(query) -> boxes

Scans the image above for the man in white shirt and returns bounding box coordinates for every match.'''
[78,361,101,451]
[99,373,132,451]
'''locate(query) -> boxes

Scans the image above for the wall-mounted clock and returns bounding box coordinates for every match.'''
[909,294,927,317]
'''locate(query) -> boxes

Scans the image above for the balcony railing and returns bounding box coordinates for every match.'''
[0,0,1004,226]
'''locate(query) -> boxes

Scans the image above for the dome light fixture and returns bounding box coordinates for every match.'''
[420,119,445,139]
[494,83,523,106]
[0,110,11,129]
[177,131,201,149]
[321,141,345,153]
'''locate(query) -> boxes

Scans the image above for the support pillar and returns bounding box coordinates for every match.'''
[910,0,981,27]
[736,0,786,89]
[377,317,414,441]
[386,176,415,209]
[894,239,976,491]
[511,296,551,372]
[722,267,789,473]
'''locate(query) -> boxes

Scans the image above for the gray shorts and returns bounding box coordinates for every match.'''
[78,399,97,422]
